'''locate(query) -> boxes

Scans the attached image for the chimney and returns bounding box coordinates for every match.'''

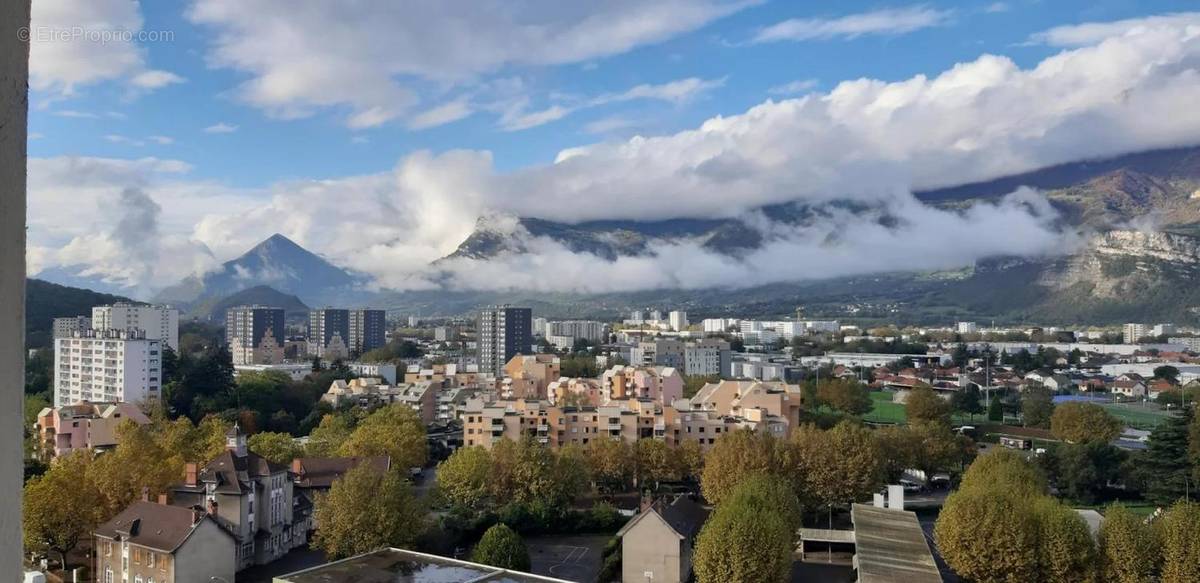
[185,463,198,486]
[208,499,219,517]
[191,506,203,525]
[157,493,168,505]
[291,458,303,476]
[140,486,149,502]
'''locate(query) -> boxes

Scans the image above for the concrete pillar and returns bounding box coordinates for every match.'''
[1,0,31,575]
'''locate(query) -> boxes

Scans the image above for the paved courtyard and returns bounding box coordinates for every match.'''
[525,534,611,583]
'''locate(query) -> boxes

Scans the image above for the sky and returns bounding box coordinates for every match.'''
[24,1,1200,297]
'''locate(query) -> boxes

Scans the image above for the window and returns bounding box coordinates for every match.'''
[135,576,143,583]
[104,568,113,583]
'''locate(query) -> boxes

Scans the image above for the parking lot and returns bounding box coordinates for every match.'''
[525,534,611,582]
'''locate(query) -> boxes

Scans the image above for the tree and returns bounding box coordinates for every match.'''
[584,439,635,493]
[1141,408,1195,505]
[960,449,1047,497]
[247,431,303,465]
[700,429,789,505]
[722,474,802,534]
[693,479,794,583]
[471,524,531,571]
[987,395,1004,422]
[1043,442,1125,504]
[877,423,972,484]
[634,438,681,487]
[1051,403,1123,444]
[338,405,428,470]
[1159,501,1200,583]
[790,422,885,508]
[1022,386,1056,428]
[306,413,354,457]
[89,421,185,518]
[951,385,983,419]
[1035,498,1099,583]
[312,465,424,560]
[683,374,719,399]
[935,490,1041,582]
[1154,365,1181,381]
[1098,504,1159,583]
[816,378,873,416]
[905,385,951,426]
[436,446,495,510]
[678,439,705,482]
[23,452,101,569]
[491,438,587,511]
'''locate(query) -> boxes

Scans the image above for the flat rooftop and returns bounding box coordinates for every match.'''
[850,504,942,583]
[273,548,573,583]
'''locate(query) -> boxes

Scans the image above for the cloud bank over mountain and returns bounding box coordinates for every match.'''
[28,13,1200,296]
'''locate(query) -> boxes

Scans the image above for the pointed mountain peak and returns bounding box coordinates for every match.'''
[256,232,303,250]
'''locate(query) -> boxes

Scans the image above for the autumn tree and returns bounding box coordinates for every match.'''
[305,413,354,457]
[904,385,951,426]
[491,437,587,510]
[1035,498,1098,583]
[634,438,681,487]
[678,439,705,482]
[247,431,303,465]
[1041,442,1125,504]
[584,438,635,493]
[1051,402,1123,444]
[471,524,531,571]
[338,404,428,470]
[959,448,1047,497]
[89,420,185,518]
[436,446,495,510]
[312,465,424,560]
[1158,501,1200,583]
[791,421,884,508]
[935,490,1041,582]
[816,378,872,416]
[693,479,794,583]
[1098,504,1160,583]
[700,429,790,505]
[1022,386,1056,428]
[23,452,102,569]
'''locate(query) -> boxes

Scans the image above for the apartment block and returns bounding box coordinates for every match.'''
[1123,323,1148,344]
[93,302,180,351]
[600,365,684,405]
[632,339,685,369]
[52,315,91,339]
[684,338,731,377]
[53,329,163,407]
[349,308,387,354]
[35,401,150,459]
[501,354,560,399]
[668,311,689,332]
[477,305,533,376]
[309,308,350,359]
[226,306,286,365]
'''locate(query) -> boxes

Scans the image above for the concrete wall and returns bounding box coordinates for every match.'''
[1,0,29,575]
[622,513,684,583]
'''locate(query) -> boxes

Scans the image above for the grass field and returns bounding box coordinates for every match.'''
[863,391,907,424]
[863,391,1175,430]
[1098,402,1173,430]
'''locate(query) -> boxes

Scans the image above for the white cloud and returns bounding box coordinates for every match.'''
[186,0,750,128]
[1027,12,1200,47]
[203,122,239,134]
[104,134,143,146]
[753,5,953,43]
[53,110,99,119]
[768,79,819,95]
[498,77,724,131]
[148,135,174,145]
[30,0,181,97]
[984,2,1010,14]
[408,98,475,130]
[583,115,638,135]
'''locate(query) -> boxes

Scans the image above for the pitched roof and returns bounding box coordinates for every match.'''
[95,501,225,553]
[200,449,288,493]
[293,456,391,489]
[617,496,709,540]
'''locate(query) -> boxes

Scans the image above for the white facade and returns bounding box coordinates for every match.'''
[1123,323,1148,344]
[92,303,179,351]
[668,311,689,332]
[346,362,399,384]
[546,320,606,342]
[957,321,978,334]
[1152,323,1176,337]
[54,330,162,407]
[1168,337,1200,353]
[233,363,312,381]
[702,318,739,333]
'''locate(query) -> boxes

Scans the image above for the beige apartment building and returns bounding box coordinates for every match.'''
[35,401,150,460]
[600,365,683,404]
[501,354,560,399]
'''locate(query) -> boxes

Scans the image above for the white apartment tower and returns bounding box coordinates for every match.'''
[668,311,689,332]
[92,303,179,351]
[53,329,162,407]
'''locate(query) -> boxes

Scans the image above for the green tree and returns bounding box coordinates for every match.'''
[877,423,972,484]
[436,446,495,510]
[1051,402,1123,444]
[23,452,101,569]
[791,422,884,508]
[951,385,984,419]
[905,385,952,426]
[1099,504,1159,583]
[247,431,303,465]
[1158,501,1200,583]
[306,413,354,457]
[960,448,1047,497]
[471,524,531,571]
[722,474,802,534]
[1035,498,1098,583]
[312,465,424,559]
[338,404,428,470]
[700,429,789,505]
[987,395,1004,422]
[693,479,794,583]
[815,378,873,416]
[1141,408,1195,505]
[491,437,588,511]
[936,491,1039,582]
[1022,386,1056,428]
[1042,442,1125,504]
[1154,365,1181,381]
[634,438,682,487]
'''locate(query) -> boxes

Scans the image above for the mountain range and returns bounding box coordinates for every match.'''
[31,145,1200,326]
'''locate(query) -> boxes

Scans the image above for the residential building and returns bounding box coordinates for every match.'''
[391,382,439,424]
[1152,323,1176,337]
[346,361,398,384]
[349,308,387,354]
[548,377,603,407]
[630,310,645,324]
[93,499,236,583]
[461,399,660,449]
[53,329,163,407]
[957,321,978,334]
[477,305,533,376]
[1124,323,1148,344]
[436,387,480,422]
[172,425,306,570]
[52,315,91,339]
[234,363,312,382]
[547,320,606,341]
[292,456,391,527]
[226,306,286,366]
[684,338,731,377]
[308,308,350,359]
[433,326,457,342]
[618,496,709,583]
[1168,336,1200,353]
[405,363,488,388]
[35,401,150,459]
[688,379,806,434]
[274,548,572,583]
[701,318,738,333]
[632,339,685,369]
[600,365,684,405]
[501,354,561,399]
[668,311,689,332]
[93,303,180,351]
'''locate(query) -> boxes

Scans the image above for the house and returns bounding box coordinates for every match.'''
[93,499,236,583]
[171,425,307,571]
[617,496,710,583]
[1111,379,1147,398]
[1043,374,1075,391]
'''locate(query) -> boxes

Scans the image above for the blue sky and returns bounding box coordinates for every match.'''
[29,0,1195,186]
[25,1,1200,296]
